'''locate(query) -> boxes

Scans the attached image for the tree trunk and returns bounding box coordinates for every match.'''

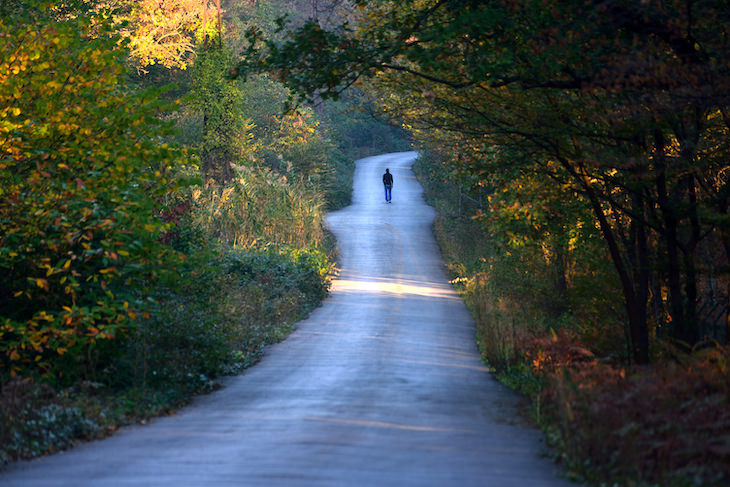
[583,170,649,364]
[556,154,650,364]
[654,130,688,347]
[685,174,701,343]
[631,189,650,362]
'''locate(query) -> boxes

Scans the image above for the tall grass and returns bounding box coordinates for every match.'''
[187,167,327,249]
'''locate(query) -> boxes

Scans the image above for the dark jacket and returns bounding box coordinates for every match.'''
[383,172,393,186]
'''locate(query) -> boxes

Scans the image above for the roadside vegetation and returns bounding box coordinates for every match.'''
[416,149,729,487]
[0,0,407,464]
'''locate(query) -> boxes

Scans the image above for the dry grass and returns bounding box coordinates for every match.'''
[188,167,327,250]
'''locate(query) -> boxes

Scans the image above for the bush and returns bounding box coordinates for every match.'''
[539,346,730,487]
[0,1,184,381]
[103,243,331,398]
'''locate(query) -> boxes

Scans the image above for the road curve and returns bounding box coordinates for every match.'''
[1,152,572,486]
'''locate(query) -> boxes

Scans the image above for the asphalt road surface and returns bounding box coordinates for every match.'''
[1,152,573,486]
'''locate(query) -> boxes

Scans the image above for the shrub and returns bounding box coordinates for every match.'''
[0,1,184,381]
[107,244,331,398]
[541,347,730,486]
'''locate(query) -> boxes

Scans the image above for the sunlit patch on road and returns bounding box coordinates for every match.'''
[332,277,458,299]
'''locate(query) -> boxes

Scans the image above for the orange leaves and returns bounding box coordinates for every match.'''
[31,278,50,291]
[518,329,596,375]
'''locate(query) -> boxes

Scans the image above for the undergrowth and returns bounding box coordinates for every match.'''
[521,332,730,487]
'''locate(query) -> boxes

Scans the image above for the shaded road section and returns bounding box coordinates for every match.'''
[1,152,572,486]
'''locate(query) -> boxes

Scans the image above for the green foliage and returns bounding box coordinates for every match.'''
[0,1,184,380]
[237,74,356,209]
[104,160,335,398]
[114,242,330,392]
[417,148,623,362]
[188,28,361,210]
[223,245,331,317]
[0,378,102,463]
[319,90,412,159]
[190,39,253,184]
[6,403,101,459]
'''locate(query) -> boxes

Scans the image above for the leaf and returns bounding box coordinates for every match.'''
[32,278,50,291]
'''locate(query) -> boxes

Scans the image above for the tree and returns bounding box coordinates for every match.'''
[86,0,221,72]
[190,13,253,185]
[0,1,183,377]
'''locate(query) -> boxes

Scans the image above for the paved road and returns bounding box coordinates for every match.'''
[1,152,573,486]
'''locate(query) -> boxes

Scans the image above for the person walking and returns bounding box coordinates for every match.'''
[383,168,393,203]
